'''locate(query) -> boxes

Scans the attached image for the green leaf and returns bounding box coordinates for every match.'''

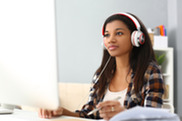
[156,53,166,65]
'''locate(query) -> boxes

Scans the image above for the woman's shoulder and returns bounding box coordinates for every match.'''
[144,61,163,81]
[145,61,161,73]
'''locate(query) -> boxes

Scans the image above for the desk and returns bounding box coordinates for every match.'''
[0,109,97,121]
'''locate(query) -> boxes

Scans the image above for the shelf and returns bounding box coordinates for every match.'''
[163,73,170,76]
[154,48,174,112]
[163,99,171,102]
[154,47,173,51]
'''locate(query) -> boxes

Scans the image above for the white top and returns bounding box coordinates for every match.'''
[103,88,127,106]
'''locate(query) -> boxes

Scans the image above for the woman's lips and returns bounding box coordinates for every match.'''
[108,45,118,50]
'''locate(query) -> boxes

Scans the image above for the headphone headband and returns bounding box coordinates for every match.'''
[102,12,141,35]
[118,12,141,31]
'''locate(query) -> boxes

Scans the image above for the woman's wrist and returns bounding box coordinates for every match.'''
[62,107,79,117]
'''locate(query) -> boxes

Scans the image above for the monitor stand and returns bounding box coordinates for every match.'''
[0,104,15,114]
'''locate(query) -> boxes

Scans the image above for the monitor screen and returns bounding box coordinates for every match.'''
[0,0,59,110]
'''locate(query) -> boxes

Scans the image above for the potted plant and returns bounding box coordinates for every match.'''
[155,53,166,69]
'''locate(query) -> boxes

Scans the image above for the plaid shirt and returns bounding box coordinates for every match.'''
[76,61,164,119]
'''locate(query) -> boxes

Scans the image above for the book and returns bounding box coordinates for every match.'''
[157,25,166,36]
[108,106,180,121]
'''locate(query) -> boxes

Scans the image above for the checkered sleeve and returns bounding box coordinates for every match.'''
[143,63,165,107]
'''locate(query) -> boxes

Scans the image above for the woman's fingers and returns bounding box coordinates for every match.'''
[97,100,120,109]
[38,107,64,119]
[99,105,116,113]
[39,109,53,118]
[97,100,125,120]
[99,110,116,121]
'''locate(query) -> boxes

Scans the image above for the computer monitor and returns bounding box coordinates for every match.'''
[0,0,59,111]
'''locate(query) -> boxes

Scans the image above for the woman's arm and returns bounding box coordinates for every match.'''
[63,108,79,117]
[143,63,164,107]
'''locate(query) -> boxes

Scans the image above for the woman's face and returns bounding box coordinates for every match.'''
[103,20,133,57]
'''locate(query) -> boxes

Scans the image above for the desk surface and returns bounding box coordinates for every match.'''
[0,109,98,121]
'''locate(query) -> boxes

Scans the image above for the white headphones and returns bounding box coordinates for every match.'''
[102,12,145,47]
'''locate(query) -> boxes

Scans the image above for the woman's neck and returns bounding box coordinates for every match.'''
[109,56,131,92]
[115,54,130,71]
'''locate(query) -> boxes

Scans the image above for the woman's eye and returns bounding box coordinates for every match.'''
[103,34,109,37]
[116,32,123,35]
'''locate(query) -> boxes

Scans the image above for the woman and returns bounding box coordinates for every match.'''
[39,12,164,120]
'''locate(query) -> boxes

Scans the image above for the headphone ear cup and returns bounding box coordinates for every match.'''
[131,30,145,47]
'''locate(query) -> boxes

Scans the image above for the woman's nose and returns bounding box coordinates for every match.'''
[108,35,116,43]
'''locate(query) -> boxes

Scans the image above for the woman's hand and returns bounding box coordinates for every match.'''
[38,106,64,119]
[96,100,126,121]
